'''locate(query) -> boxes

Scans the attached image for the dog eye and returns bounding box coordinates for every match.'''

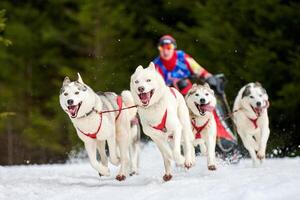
[135,80,139,84]
[250,95,254,98]
[195,93,199,96]
[259,94,262,97]
[205,93,209,96]
[146,79,151,82]
[75,91,79,95]
[64,93,68,96]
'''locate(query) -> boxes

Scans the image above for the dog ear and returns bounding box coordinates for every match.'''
[77,73,84,84]
[135,65,144,73]
[204,82,210,89]
[148,62,156,71]
[254,81,262,87]
[242,85,251,98]
[192,83,198,88]
[63,76,71,86]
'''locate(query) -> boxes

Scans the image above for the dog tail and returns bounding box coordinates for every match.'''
[121,90,137,120]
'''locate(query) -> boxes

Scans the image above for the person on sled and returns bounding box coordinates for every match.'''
[153,35,239,159]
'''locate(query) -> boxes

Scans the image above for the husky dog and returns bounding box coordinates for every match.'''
[185,83,217,170]
[233,82,270,166]
[59,73,139,181]
[130,62,195,181]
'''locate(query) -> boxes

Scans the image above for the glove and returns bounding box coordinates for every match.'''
[205,76,218,89]
[205,75,224,95]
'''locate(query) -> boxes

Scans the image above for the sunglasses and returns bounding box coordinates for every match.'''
[158,44,175,51]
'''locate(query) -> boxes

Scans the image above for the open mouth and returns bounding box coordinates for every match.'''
[251,105,263,116]
[66,102,82,118]
[138,89,154,106]
[195,102,214,116]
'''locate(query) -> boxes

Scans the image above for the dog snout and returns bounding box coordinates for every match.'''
[256,101,261,107]
[200,98,206,104]
[67,99,74,105]
[138,86,145,93]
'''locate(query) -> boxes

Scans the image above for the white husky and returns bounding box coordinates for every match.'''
[185,83,217,170]
[59,73,139,181]
[130,62,195,181]
[233,82,270,166]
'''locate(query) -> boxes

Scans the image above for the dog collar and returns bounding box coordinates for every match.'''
[77,107,97,119]
[191,118,210,139]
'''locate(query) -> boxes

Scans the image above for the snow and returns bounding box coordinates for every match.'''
[1,143,300,200]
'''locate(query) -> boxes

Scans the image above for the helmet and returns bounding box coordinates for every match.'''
[158,35,177,48]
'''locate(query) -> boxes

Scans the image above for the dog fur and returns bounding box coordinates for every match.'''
[130,62,195,181]
[59,73,139,181]
[185,83,217,170]
[233,82,270,166]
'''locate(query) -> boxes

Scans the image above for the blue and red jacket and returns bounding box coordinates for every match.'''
[153,50,210,86]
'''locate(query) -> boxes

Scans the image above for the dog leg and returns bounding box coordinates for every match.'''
[152,137,173,181]
[85,141,110,176]
[172,128,185,166]
[206,133,217,170]
[129,138,140,176]
[182,130,195,169]
[107,136,120,166]
[257,123,270,160]
[241,135,260,167]
[97,140,108,167]
[198,139,207,156]
[116,133,129,181]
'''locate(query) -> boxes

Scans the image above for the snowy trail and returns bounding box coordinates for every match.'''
[1,143,300,200]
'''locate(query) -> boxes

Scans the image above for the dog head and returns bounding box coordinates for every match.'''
[59,73,96,119]
[241,82,269,115]
[185,83,216,116]
[130,62,166,108]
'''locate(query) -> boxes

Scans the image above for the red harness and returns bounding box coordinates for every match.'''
[78,112,103,139]
[151,87,177,132]
[77,95,123,139]
[248,117,258,129]
[192,118,210,139]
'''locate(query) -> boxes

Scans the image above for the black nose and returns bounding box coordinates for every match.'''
[138,86,145,93]
[256,101,261,107]
[67,99,74,105]
[200,98,206,104]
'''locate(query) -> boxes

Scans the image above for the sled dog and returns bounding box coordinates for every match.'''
[130,62,195,181]
[233,82,270,166]
[59,73,140,181]
[185,83,217,170]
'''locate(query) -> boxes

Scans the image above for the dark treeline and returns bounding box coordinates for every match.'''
[0,0,299,165]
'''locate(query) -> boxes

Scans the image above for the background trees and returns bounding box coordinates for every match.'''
[0,0,299,164]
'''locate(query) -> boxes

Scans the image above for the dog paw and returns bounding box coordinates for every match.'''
[110,157,120,166]
[129,171,138,176]
[116,174,126,181]
[163,174,172,182]
[184,160,193,169]
[100,167,110,176]
[174,154,185,166]
[208,165,217,171]
[256,151,265,160]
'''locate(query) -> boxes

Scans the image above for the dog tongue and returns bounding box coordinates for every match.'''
[139,92,150,103]
[200,104,215,112]
[68,105,77,116]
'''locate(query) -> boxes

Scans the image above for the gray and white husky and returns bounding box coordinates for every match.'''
[233,82,270,166]
[59,73,140,181]
[185,83,217,170]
